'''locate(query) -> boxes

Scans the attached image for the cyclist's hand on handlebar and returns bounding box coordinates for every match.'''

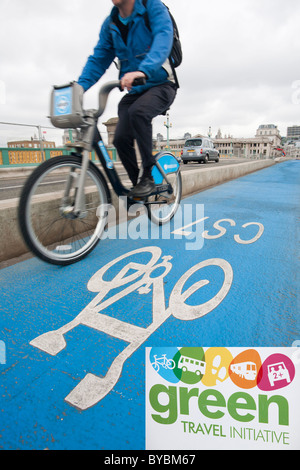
[120,71,146,91]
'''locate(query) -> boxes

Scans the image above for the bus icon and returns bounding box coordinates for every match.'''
[230,361,257,380]
[178,355,206,375]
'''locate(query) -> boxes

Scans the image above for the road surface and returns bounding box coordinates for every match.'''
[0,160,298,450]
[0,158,253,200]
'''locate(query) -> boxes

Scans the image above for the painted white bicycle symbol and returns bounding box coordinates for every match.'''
[30,246,233,410]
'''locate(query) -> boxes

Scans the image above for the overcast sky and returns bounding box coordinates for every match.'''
[0,0,299,146]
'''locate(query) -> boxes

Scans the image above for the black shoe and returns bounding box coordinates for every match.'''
[129,176,155,197]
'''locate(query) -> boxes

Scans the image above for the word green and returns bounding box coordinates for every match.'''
[149,385,289,426]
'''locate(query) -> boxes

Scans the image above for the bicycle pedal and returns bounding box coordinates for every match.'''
[128,195,145,202]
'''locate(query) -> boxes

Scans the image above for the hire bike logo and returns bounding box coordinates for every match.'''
[146,347,299,449]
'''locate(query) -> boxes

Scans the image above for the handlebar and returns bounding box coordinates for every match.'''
[50,77,147,127]
[96,77,146,118]
[96,80,120,118]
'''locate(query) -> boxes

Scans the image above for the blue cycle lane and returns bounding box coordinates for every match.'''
[0,160,299,450]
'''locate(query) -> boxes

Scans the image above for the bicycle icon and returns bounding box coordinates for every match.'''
[30,246,233,410]
[151,354,175,372]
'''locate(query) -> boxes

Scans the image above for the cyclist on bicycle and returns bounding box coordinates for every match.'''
[77,0,177,197]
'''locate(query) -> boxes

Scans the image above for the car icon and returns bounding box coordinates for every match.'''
[267,362,291,387]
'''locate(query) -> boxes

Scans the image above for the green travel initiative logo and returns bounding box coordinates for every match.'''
[148,347,295,429]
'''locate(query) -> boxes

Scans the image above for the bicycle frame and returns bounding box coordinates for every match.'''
[92,129,176,205]
[61,80,178,214]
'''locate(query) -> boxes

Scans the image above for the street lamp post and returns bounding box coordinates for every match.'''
[164,112,172,149]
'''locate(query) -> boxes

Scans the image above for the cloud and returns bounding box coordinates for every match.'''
[0,0,299,146]
[168,0,300,138]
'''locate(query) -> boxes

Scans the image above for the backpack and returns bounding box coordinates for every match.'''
[142,0,182,88]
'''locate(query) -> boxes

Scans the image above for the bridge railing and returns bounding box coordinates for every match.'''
[0,146,118,167]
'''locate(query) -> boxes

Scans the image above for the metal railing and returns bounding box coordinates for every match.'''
[0,121,116,168]
[0,146,118,167]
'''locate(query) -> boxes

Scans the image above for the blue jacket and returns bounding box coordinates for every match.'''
[77,0,173,94]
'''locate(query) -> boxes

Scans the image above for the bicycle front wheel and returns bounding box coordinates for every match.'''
[18,155,110,265]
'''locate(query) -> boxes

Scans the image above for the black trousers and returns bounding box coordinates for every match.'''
[113,82,176,185]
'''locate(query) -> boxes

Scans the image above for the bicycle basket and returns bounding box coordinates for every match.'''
[50,81,85,129]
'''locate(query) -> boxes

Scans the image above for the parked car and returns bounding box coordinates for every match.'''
[181,137,219,164]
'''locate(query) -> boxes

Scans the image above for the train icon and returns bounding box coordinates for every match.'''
[230,361,257,380]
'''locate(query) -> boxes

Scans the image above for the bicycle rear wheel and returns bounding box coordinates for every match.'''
[18,155,110,265]
[146,152,182,225]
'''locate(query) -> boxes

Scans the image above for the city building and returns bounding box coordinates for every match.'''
[154,137,189,153]
[287,125,300,141]
[213,135,275,158]
[152,124,283,159]
[256,124,281,142]
[7,137,55,149]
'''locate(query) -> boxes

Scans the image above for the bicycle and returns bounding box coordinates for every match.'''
[18,79,182,266]
[151,354,176,372]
